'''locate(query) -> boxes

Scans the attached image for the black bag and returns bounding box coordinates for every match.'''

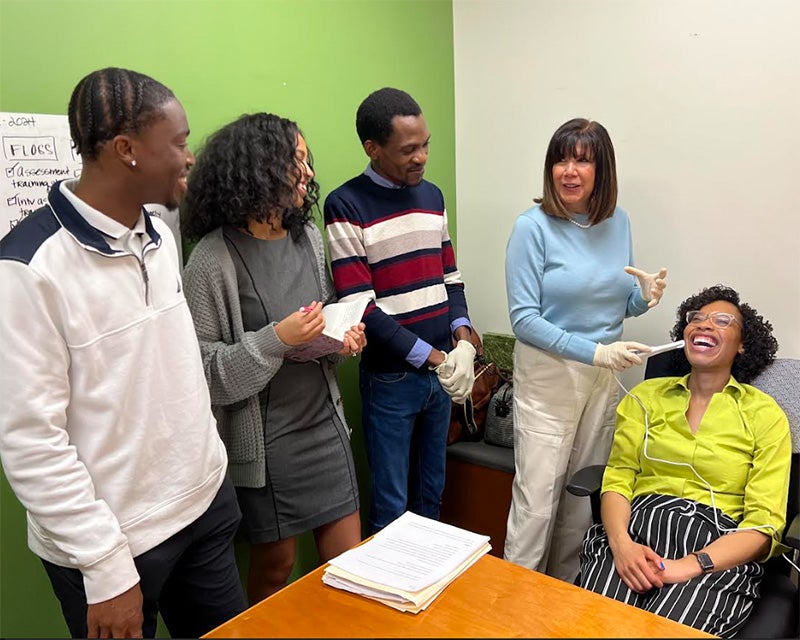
[484,381,514,448]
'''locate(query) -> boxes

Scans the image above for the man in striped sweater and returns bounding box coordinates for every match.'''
[324,88,477,534]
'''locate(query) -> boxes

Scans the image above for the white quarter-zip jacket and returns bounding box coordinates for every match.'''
[0,180,228,604]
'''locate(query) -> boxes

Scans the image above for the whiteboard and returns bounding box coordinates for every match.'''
[0,112,82,240]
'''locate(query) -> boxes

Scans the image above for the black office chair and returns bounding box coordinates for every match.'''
[566,352,800,639]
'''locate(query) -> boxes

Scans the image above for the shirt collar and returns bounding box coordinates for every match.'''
[364,163,404,189]
[59,179,148,240]
[671,373,745,398]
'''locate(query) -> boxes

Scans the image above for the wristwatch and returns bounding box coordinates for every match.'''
[692,551,715,575]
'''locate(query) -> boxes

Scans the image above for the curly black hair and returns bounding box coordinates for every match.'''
[669,284,778,383]
[356,87,422,145]
[181,113,319,241]
[68,67,175,161]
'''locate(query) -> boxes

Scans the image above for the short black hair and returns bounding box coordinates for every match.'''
[356,87,422,145]
[669,284,778,383]
[181,112,319,241]
[67,67,175,161]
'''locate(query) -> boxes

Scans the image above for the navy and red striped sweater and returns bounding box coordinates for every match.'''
[324,174,469,373]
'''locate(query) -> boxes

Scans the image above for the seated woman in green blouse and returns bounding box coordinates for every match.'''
[578,284,791,638]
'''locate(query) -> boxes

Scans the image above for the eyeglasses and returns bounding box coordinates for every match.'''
[686,310,739,328]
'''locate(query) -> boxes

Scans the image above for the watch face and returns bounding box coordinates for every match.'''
[694,552,714,573]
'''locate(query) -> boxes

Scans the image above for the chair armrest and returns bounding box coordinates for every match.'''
[785,512,800,549]
[566,465,606,497]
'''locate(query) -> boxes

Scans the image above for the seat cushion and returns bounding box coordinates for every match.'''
[446,440,515,474]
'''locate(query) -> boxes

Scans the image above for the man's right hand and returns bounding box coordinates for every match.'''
[87,583,144,639]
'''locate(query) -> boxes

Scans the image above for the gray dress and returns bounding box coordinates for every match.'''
[223,226,359,542]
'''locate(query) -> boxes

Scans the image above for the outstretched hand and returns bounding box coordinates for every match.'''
[625,266,667,308]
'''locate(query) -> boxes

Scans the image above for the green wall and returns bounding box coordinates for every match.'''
[0,0,455,636]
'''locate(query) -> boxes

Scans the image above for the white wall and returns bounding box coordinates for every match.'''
[453,0,800,385]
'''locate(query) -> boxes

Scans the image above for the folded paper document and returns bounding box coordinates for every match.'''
[284,298,369,362]
[322,511,491,613]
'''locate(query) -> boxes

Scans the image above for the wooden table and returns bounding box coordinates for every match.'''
[204,554,714,638]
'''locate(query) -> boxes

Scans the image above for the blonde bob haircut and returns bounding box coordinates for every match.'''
[535,118,618,226]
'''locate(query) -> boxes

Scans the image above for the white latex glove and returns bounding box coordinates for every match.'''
[592,341,649,372]
[624,266,668,308]
[435,339,476,404]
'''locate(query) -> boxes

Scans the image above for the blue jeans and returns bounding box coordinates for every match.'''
[360,367,452,534]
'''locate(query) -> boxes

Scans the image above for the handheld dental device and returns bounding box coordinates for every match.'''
[633,340,685,357]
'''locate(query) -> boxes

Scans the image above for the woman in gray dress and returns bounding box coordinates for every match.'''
[181,113,366,605]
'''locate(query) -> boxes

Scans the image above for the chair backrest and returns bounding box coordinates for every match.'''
[643,349,690,380]
[751,359,800,454]
[751,359,800,528]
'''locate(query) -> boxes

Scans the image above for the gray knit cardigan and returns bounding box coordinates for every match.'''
[183,224,349,488]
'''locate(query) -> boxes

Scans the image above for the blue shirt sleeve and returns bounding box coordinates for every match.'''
[407,339,435,368]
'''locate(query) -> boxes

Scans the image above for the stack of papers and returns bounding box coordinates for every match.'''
[322,511,491,613]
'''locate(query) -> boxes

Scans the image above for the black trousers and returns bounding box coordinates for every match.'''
[579,494,764,638]
[42,477,246,639]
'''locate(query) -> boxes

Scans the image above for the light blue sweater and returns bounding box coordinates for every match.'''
[505,205,650,365]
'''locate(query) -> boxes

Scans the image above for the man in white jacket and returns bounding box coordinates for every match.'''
[0,68,245,638]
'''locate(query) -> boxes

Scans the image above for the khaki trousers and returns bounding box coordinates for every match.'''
[504,341,618,582]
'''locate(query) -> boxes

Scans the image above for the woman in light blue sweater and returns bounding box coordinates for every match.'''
[503,118,668,581]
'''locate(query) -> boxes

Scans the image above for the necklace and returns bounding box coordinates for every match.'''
[565,215,591,229]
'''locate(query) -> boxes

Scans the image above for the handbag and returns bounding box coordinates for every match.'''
[446,357,504,445]
[484,381,514,448]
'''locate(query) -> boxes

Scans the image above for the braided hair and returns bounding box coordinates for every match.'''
[67,67,175,161]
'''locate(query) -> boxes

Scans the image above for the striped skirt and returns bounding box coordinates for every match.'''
[578,494,764,638]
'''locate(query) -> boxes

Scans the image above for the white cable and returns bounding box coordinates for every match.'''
[782,552,799,573]
[612,375,778,539]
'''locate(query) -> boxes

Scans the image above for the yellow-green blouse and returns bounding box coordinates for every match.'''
[602,375,791,558]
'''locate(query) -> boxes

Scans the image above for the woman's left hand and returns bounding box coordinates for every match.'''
[339,322,367,357]
[625,266,668,308]
[659,556,702,585]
